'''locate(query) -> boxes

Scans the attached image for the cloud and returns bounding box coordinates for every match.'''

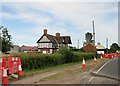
[1,2,118,48]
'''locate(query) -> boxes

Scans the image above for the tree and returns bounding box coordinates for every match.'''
[0,26,13,53]
[110,43,120,53]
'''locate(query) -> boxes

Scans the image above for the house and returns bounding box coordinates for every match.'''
[9,45,20,53]
[20,45,38,53]
[83,43,96,53]
[96,42,106,54]
[37,29,72,54]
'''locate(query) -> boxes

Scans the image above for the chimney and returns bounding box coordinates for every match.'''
[56,33,60,37]
[44,29,47,34]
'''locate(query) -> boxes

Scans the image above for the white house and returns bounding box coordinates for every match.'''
[37,29,72,54]
[96,42,106,54]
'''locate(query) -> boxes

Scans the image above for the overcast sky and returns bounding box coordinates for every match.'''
[0,0,119,48]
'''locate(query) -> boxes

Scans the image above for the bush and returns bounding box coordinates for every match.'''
[18,49,97,71]
[57,47,74,63]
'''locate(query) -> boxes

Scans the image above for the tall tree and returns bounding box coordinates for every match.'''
[0,26,13,53]
[110,43,120,53]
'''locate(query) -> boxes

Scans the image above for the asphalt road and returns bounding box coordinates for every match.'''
[87,57,119,84]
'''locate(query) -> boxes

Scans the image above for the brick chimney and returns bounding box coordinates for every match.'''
[44,29,47,34]
[56,33,60,37]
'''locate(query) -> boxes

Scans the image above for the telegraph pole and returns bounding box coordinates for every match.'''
[106,37,108,53]
[78,39,79,49]
[92,21,95,46]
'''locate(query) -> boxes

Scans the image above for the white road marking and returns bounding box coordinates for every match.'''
[88,76,94,82]
[88,59,113,83]
[96,59,112,73]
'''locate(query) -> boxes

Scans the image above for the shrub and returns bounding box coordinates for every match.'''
[18,50,97,71]
[57,47,74,63]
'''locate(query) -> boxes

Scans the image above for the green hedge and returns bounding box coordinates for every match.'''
[18,48,97,71]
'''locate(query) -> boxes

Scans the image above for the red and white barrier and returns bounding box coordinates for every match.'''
[17,58,23,76]
[2,58,8,85]
[0,57,23,85]
[0,58,2,85]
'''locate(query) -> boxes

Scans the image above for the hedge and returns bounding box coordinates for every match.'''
[18,49,97,71]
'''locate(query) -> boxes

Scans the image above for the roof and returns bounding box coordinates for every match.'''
[21,45,38,51]
[37,34,72,44]
[96,43,105,49]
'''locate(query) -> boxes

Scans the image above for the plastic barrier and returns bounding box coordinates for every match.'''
[17,57,23,76]
[0,58,2,85]
[0,58,2,78]
[0,57,23,85]
[8,57,18,74]
[2,58,8,85]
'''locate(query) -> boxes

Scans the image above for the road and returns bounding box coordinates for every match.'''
[86,57,119,84]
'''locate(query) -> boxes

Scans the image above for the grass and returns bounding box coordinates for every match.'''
[38,72,65,82]
[35,58,110,83]
[23,61,82,77]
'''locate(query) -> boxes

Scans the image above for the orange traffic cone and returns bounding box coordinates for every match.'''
[94,56,97,62]
[2,58,8,85]
[17,58,23,76]
[100,55,103,60]
[82,57,86,68]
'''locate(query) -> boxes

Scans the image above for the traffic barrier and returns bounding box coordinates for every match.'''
[0,57,23,85]
[2,58,8,85]
[82,57,86,68]
[94,56,97,62]
[8,57,18,74]
[0,58,2,85]
[17,58,23,76]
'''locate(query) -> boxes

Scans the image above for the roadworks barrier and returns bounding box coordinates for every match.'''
[0,57,23,85]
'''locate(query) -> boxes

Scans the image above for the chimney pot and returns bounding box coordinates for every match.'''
[56,33,60,37]
[44,29,47,34]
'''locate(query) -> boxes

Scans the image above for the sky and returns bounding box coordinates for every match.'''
[0,0,119,48]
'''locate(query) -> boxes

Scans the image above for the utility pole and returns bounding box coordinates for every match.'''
[92,21,95,46]
[106,37,108,53]
[78,39,79,49]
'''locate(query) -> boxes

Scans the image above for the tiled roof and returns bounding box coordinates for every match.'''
[37,34,72,44]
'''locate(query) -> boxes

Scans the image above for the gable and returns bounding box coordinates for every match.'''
[39,35,51,42]
[83,44,96,53]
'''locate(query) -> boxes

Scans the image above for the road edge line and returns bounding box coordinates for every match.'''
[96,59,112,74]
[88,59,112,83]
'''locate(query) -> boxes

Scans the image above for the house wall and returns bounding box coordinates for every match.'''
[37,35,54,54]
[38,43,52,48]
[97,51,104,54]
[83,44,96,53]
[9,45,20,53]
[39,36,50,42]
